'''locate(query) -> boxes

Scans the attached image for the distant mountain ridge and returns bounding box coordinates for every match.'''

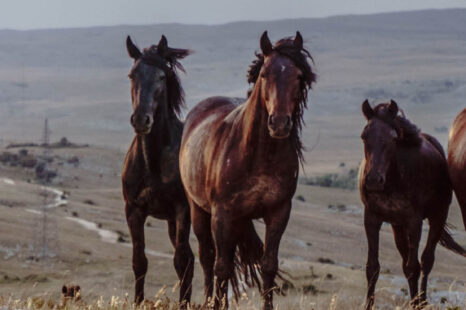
[1,8,466,69]
[0,8,465,150]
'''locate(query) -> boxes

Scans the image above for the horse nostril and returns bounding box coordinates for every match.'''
[130,114,136,125]
[145,115,151,126]
[268,115,275,126]
[366,173,384,187]
[365,175,372,184]
[286,116,291,127]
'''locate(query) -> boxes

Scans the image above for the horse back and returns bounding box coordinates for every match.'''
[182,96,243,139]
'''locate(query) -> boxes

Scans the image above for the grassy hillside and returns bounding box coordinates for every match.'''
[0,9,465,309]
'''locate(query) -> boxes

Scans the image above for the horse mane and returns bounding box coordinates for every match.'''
[140,45,190,117]
[247,37,317,161]
[373,103,423,147]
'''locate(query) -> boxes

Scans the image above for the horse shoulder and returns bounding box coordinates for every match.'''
[418,136,449,172]
[422,133,446,158]
[122,138,144,203]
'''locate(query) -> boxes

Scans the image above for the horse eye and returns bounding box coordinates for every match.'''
[260,73,266,78]
[159,75,165,81]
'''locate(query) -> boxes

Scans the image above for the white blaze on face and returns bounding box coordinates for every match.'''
[281,65,286,72]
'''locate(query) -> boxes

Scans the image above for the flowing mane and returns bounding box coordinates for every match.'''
[247,37,316,161]
[140,45,190,117]
[373,103,423,147]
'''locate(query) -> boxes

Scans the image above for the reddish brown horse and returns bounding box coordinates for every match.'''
[359,100,466,309]
[122,35,194,306]
[179,31,316,310]
[448,108,466,230]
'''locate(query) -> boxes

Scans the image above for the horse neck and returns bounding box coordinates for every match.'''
[238,81,293,164]
[386,146,406,183]
[139,97,177,174]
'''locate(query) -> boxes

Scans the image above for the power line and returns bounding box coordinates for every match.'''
[31,118,59,265]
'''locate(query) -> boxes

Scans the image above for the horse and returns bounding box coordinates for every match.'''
[122,35,194,307]
[62,285,81,301]
[359,100,466,309]
[179,31,316,310]
[448,108,466,230]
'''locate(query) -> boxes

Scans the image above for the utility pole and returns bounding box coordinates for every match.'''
[31,118,59,264]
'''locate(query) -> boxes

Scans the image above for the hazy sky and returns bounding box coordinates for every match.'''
[2,0,466,30]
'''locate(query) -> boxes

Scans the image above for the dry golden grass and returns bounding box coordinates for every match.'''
[1,283,464,310]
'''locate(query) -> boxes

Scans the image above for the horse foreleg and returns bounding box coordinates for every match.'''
[211,212,237,309]
[262,202,291,310]
[170,205,195,308]
[364,210,382,310]
[191,204,215,305]
[126,204,148,304]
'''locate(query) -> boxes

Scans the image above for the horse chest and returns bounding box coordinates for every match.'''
[159,147,179,184]
[366,193,415,223]
[226,173,295,210]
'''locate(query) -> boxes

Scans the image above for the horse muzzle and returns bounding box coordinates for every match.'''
[365,172,386,191]
[131,113,153,135]
[268,114,292,139]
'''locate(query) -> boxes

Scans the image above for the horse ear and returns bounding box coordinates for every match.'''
[62,285,68,294]
[362,99,374,120]
[388,99,399,118]
[157,35,168,57]
[260,31,273,56]
[126,36,141,60]
[294,31,303,49]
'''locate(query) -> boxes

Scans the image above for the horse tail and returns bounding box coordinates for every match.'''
[230,220,263,300]
[230,220,291,300]
[440,226,466,257]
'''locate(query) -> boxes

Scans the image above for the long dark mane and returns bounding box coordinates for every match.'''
[140,45,190,117]
[247,37,316,161]
[373,103,423,147]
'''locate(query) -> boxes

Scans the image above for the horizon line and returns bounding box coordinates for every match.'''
[0,7,464,32]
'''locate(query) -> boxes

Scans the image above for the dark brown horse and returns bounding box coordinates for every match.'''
[122,35,194,306]
[448,108,466,230]
[179,31,316,310]
[359,100,466,309]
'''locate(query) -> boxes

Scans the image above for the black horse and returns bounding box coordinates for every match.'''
[359,100,466,309]
[122,35,194,307]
